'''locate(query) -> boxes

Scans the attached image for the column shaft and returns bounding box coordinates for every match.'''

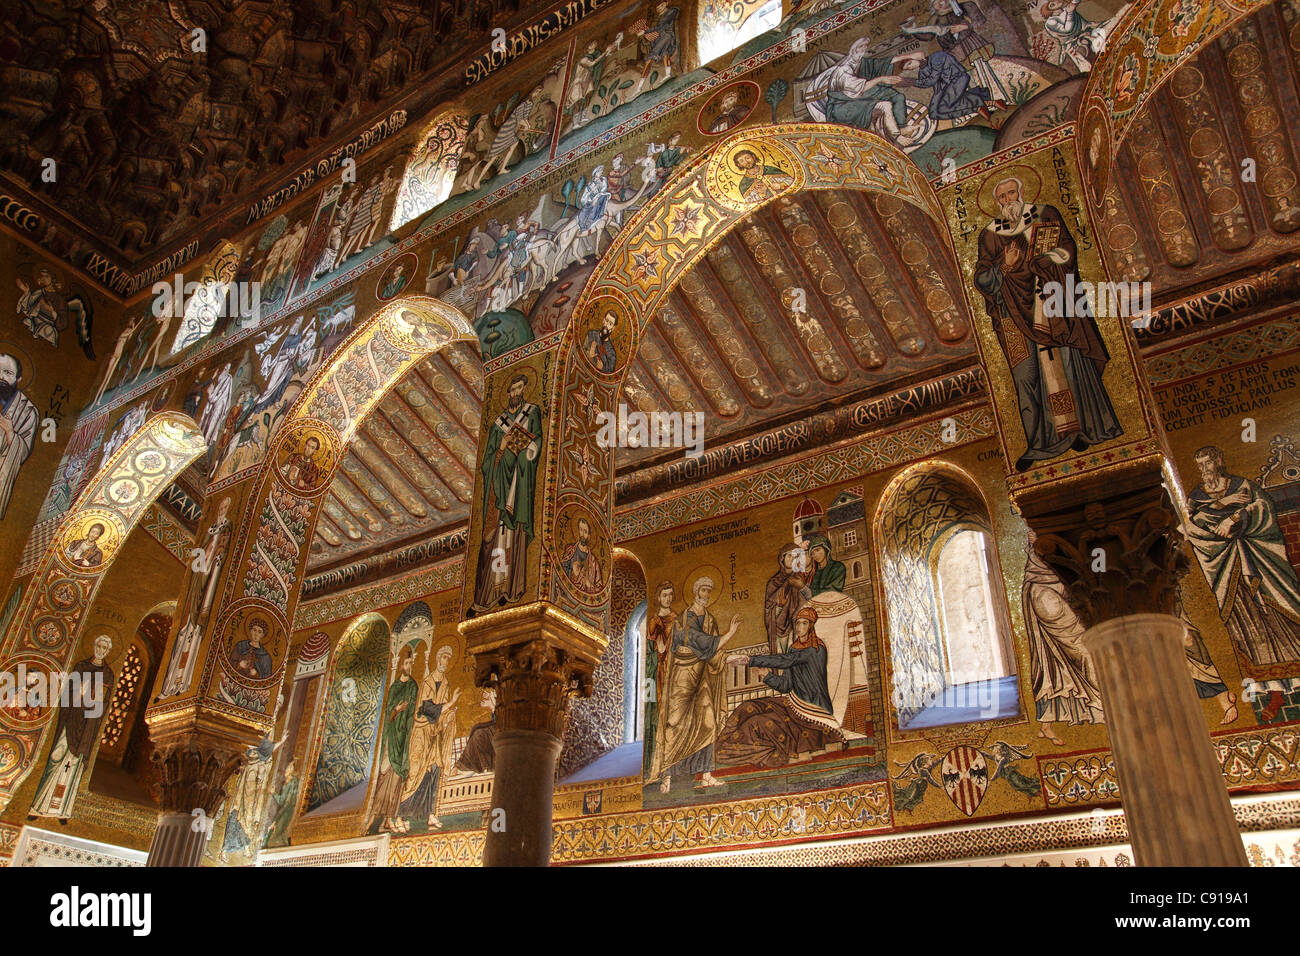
[483,730,563,867]
[1083,613,1246,866]
[146,812,207,867]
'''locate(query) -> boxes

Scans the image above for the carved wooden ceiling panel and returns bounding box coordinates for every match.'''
[308,339,482,570]
[0,0,548,260]
[1098,2,1300,294]
[613,187,977,469]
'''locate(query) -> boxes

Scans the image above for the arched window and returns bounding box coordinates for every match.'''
[99,643,143,751]
[624,601,649,743]
[90,606,172,802]
[875,466,1018,730]
[559,551,645,781]
[698,0,783,65]
[389,111,469,232]
[267,630,331,801]
[169,240,241,355]
[933,524,1013,686]
[303,613,390,815]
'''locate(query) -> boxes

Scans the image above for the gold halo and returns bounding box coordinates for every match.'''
[0,340,36,392]
[79,625,124,664]
[976,165,1044,220]
[681,564,726,608]
[496,363,538,401]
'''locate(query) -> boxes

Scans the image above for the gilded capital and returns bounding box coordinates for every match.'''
[145,705,268,815]
[459,602,608,737]
[149,735,247,817]
[1023,469,1190,627]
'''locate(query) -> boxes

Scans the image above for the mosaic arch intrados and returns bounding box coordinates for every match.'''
[1077,0,1272,219]
[0,411,207,808]
[169,295,478,733]
[539,123,964,627]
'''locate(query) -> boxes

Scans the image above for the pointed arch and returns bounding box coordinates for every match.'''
[301,612,391,821]
[0,411,206,807]
[177,295,477,733]
[96,600,176,766]
[538,124,955,630]
[611,548,650,745]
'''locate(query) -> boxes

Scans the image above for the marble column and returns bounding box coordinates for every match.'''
[1083,613,1246,866]
[1029,477,1247,866]
[461,603,605,867]
[144,733,245,867]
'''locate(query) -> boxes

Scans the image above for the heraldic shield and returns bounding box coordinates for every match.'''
[941,745,989,816]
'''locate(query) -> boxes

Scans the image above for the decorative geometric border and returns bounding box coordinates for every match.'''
[385,792,1300,867]
[1145,313,1300,386]
[1041,722,1300,809]
[258,833,389,867]
[293,557,464,630]
[8,826,146,867]
[389,779,892,866]
[614,405,994,541]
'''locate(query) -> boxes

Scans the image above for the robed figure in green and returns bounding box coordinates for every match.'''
[473,373,543,609]
[804,534,846,596]
[370,647,418,833]
[263,761,299,848]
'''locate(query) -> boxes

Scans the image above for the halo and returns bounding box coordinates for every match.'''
[681,563,725,608]
[497,363,538,401]
[80,625,124,663]
[976,164,1044,220]
[0,340,36,392]
[58,508,124,572]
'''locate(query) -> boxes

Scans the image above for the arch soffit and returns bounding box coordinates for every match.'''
[1077,0,1271,214]
[186,295,475,724]
[872,458,994,557]
[0,411,206,803]
[538,124,957,614]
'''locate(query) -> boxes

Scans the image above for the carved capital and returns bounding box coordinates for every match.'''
[459,602,607,738]
[145,704,267,815]
[149,736,246,816]
[1028,480,1190,627]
